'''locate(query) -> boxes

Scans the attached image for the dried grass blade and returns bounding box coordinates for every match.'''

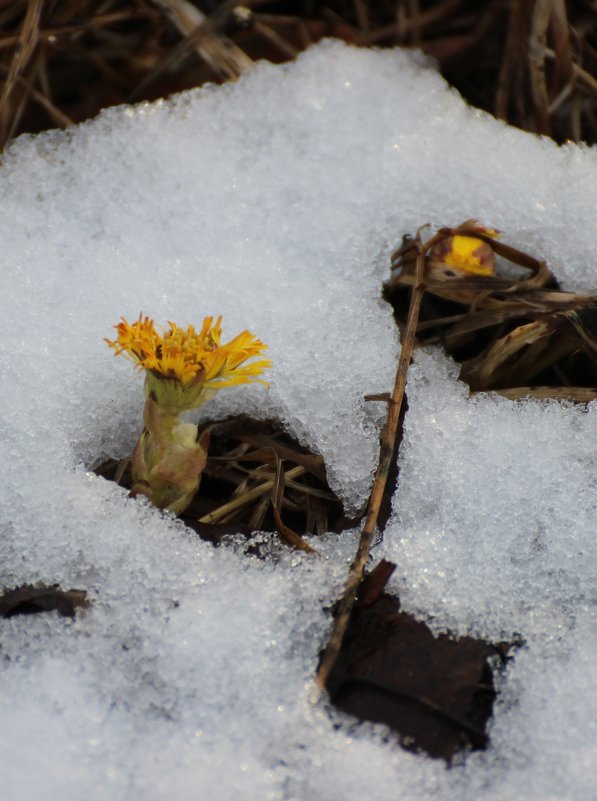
[15,70,73,129]
[151,0,253,79]
[253,19,300,58]
[549,0,575,98]
[271,451,285,512]
[272,507,317,554]
[462,319,552,390]
[240,434,327,481]
[0,0,43,118]
[495,0,522,120]
[284,479,337,501]
[517,331,580,381]
[198,465,305,524]
[564,310,597,356]
[114,458,130,486]
[208,447,281,467]
[270,455,317,553]
[529,0,552,135]
[492,387,597,403]
[248,496,270,530]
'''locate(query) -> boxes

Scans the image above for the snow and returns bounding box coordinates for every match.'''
[1,39,597,800]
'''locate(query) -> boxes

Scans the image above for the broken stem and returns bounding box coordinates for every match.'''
[315,240,427,694]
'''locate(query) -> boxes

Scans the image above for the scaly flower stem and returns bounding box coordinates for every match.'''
[130,385,210,514]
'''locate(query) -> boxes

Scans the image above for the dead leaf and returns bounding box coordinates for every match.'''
[0,584,89,619]
[327,564,510,761]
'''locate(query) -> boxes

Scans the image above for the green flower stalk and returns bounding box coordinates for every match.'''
[106,314,271,514]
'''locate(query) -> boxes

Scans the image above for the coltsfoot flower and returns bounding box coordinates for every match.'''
[106,314,271,413]
[431,226,499,277]
[106,314,271,514]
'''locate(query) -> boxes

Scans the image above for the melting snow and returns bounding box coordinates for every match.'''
[1,40,597,800]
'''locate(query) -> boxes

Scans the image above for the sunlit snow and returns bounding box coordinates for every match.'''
[1,40,597,801]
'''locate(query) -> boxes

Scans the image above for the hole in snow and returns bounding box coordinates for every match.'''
[384,225,597,403]
[93,415,359,550]
[326,560,517,762]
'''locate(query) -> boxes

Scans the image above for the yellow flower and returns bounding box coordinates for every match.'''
[105,314,271,513]
[432,233,497,277]
[106,314,271,393]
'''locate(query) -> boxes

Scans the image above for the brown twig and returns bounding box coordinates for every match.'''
[315,229,429,694]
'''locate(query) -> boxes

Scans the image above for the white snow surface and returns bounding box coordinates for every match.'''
[1,39,597,800]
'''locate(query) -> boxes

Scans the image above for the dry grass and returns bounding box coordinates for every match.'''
[385,220,597,401]
[95,415,351,552]
[0,1,595,152]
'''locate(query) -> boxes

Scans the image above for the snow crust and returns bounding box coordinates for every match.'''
[1,40,597,800]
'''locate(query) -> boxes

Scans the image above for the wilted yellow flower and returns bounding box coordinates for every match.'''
[432,231,498,277]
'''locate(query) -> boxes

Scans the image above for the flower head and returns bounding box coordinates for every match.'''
[431,231,498,277]
[106,314,270,409]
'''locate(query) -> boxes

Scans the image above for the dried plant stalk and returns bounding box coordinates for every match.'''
[318,218,597,697]
[315,225,436,694]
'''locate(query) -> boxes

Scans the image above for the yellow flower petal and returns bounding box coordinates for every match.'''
[105,314,271,390]
[432,234,496,276]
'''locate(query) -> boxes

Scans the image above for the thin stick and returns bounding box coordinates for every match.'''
[315,239,427,693]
